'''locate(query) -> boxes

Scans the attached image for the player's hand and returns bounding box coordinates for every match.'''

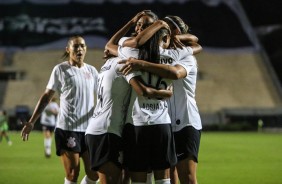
[171,36,185,49]
[167,84,173,92]
[118,60,133,75]
[21,121,34,141]
[118,57,143,75]
[131,10,151,24]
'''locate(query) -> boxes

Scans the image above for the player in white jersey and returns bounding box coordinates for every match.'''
[21,36,99,184]
[119,16,203,184]
[85,11,172,184]
[106,13,200,184]
[40,97,59,158]
[104,10,160,184]
[85,56,172,184]
[104,18,180,183]
[163,16,202,184]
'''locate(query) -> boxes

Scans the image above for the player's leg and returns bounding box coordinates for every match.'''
[174,126,201,184]
[123,124,150,184]
[80,150,99,184]
[121,124,132,184]
[145,171,153,184]
[2,130,12,145]
[130,171,148,183]
[0,131,3,142]
[60,150,81,183]
[153,169,170,184]
[176,157,198,184]
[2,124,12,145]
[55,129,86,184]
[84,132,125,184]
[43,127,52,157]
[170,166,179,184]
[97,161,121,184]
[121,168,131,184]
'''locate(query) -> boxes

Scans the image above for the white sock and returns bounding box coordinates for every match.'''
[64,178,77,184]
[146,172,153,184]
[80,175,99,184]
[155,179,171,184]
[44,138,52,154]
[46,137,52,147]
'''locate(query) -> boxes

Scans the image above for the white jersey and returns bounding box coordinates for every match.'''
[118,38,186,126]
[168,48,202,131]
[40,101,59,127]
[47,61,98,132]
[85,57,140,136]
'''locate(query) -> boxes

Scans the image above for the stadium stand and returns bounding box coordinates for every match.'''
[2,48,281,127]
[2,49,104,110]
[196,51,281,113]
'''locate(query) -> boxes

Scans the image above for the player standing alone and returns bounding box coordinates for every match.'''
[21,36,99,184]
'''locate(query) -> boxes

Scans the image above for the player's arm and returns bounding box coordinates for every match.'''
[176,33,198,43]
[130,20,170,48]
[105,11,148,57]
[173,34,203,54]
[120,58,187,80]
[21,89,55,141]
[129,76,173,99]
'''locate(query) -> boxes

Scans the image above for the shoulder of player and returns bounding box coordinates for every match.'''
[83,63,99,74]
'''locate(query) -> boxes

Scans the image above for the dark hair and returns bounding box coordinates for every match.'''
[138,28,169,64]
[164,15,189,34]
[131,11,159,37]
[61,35,84,59]
[145,11,159,22]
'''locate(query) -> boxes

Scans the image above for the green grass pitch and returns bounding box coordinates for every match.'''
[0,131,282,184]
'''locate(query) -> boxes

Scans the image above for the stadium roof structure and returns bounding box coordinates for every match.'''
[0,0,275,51]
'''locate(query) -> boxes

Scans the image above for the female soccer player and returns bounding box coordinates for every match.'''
[85,11,172,184]
[0,109,12,146]
[120,16,203,184]
[40,97,59,158]
[106,15,192,183]
[103,10,160,184]
[21,36,99,184]
[119,27,176,184]
[85,55,172,184]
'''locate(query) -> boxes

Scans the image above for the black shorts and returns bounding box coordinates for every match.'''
[85,133,123,171]
[54,128,87,157]
[122,123,177,172]
[42,125,55,132]
[173,126,201,163]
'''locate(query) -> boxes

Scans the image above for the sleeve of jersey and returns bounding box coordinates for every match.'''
[118,46,139,60]
[118,37,130,46]
[92,67,99,93]
[177,51,195,74]
[46,65,60,91]
[124,71,142,83]
[185,46,194,55]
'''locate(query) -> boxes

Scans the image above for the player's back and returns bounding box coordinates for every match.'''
[86,57,132,136]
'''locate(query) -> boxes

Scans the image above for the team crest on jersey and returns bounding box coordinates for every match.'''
[67,137,76,148]
[84,71,92,79]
